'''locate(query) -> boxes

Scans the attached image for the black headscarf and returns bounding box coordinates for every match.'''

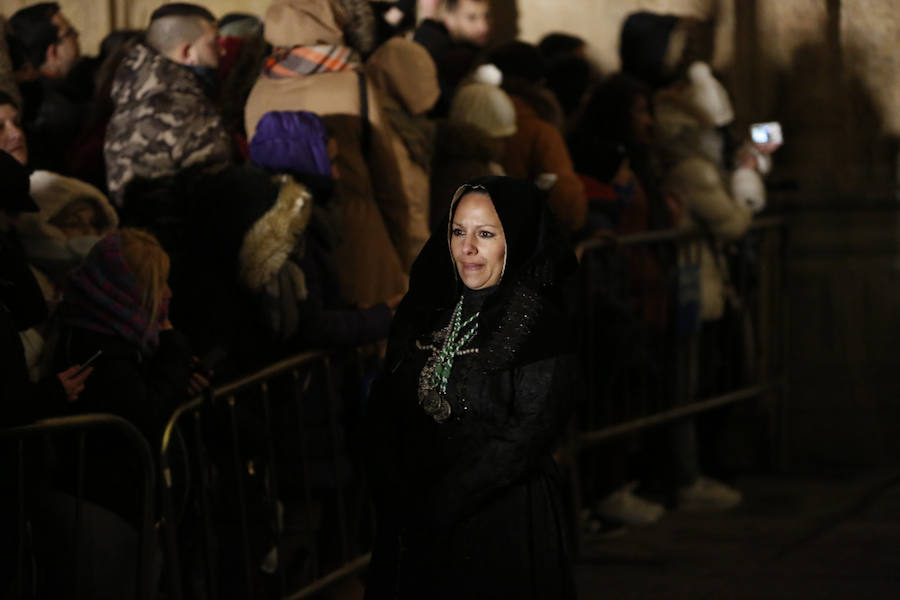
[388,176,578,371]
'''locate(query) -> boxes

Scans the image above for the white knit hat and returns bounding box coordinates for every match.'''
[449,81,517,138]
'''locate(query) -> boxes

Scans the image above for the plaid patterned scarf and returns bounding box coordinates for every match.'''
[263,44,358,78]
[61,233,167,356]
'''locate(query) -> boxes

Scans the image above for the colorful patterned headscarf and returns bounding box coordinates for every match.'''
[61,232,167,356]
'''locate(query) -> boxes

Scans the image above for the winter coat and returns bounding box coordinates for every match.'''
[53,326,194,526]
[654,87,763,321]
[366,37,439,265]
[289,207,392,351]
[429,121,503,230]
[104,41,231,206]
[244,0,410,307]
[146,167,315,373]
[501,95,587,233]
[19,77,84,173]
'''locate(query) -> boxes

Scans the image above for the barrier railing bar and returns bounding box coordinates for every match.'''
[576,216,787,251]
[159,396,204,600]
[211,352,326,400]
[1,414,156,600]
[193,408,219,599]
[73,432,85,598]
[260,380,288,596]
[577,380,784,448]
[777,225,792,470]
[323,355,351,564]
[284,553,371,600]
[293,367,320,581]
[227,394,255,598]
[15,439,25,598]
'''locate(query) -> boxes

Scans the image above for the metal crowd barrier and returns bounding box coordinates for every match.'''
[1,414,156,600]
[159,350,372,600]
[570,216,789,545]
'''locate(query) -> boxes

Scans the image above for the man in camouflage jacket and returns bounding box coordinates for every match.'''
[104,4,231,207]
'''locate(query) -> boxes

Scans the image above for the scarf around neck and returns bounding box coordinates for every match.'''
[263,44,358,78]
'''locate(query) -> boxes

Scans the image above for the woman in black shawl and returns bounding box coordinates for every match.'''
[365,176,578,599]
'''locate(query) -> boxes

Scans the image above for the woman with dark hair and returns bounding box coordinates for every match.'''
[570,72,675,234]
[366,177,578,599]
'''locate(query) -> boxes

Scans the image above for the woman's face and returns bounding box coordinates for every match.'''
[450,192,506,290]
[630,94,654,146]
[0,103,27,165]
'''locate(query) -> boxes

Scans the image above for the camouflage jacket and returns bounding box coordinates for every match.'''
[104,42,231,206]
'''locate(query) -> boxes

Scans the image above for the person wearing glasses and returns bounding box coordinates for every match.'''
[8,2,83,172]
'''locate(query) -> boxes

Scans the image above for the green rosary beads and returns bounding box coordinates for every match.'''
[417,295,480,422]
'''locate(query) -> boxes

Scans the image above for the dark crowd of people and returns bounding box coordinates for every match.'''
[1,1,778,598]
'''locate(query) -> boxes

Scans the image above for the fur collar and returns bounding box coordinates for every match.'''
[239,174,312,291]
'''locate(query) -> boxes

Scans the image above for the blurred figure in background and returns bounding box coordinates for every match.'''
[245,0,413,308]
[620,11,776,511]
[105,3,231,206]
[430,71,515,229]
[367,33,441,264]
[488,41,587,234]
[0,149,89,427]
[414,0,491,116]
[8,2,83,172]
[539,32,596,132]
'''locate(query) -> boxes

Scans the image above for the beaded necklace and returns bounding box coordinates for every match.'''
[417,295,479,422]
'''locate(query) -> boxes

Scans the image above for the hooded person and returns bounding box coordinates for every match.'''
[244,0,414,307]
[0,149,89,427]
[366,36,440,264]
[17,171,118,301]
[104,4,232,207]
[250,109,395,350]
[622,12,766,321]
[369,0,417,51]
[366,176,578,599]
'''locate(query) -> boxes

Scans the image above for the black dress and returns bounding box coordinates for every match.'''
[366,177,578,599]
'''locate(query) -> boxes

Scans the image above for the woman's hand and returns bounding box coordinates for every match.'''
[187,356,212,397]
[57,365,93,402]
[186,371,211,397]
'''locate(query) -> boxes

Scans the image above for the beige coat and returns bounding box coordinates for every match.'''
[245,0,410,307]
[654,88,763,321]
[366,37,440,266]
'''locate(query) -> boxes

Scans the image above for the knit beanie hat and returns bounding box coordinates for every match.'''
[619,11,680,90]
[250,111,333,178]
[449,81,517,138]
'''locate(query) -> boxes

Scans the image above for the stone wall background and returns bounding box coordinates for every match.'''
[2,0,899,469]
